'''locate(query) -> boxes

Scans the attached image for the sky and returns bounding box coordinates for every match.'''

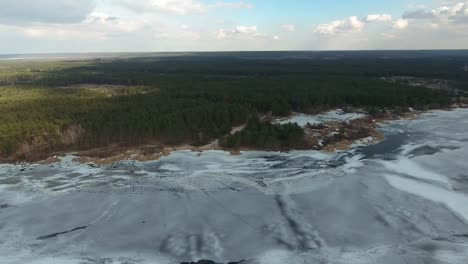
[0,0,467,53]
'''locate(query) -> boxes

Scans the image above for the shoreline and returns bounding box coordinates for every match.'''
[2,106,466,166]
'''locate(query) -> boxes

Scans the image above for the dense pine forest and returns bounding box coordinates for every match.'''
[0,51,466,161]
[219,117,307,150]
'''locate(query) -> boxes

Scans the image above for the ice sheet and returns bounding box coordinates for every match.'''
[1,109,468,264]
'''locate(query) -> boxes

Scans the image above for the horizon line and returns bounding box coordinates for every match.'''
[2,49,468,56]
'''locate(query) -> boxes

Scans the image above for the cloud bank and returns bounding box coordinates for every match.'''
[0,0,96,24]
[1,0,468,52]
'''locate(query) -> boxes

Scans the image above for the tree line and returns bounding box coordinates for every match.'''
[0,56,454,160]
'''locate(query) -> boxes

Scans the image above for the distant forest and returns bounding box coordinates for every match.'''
[0,51,465,160]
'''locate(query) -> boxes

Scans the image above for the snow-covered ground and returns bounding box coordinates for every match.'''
[276,110,367,127]
[1,109,468,264]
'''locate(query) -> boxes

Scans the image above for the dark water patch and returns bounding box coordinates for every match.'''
[374,213,391,227]
[454,174,468,182]
[416,242,439,252]
[406,145,460,157]
[106,161,138,171]
[270,155,348,170]
[80,257,142,264]
[327,153,353,168]
[181,260,246,264]
[67,172,83,178]
[51,185,80,192]
[453,233,468,238]
[262,154,287,162]
[358,132,410,160]
[0,204,9,209]
[46,180,66,189]
[407,145,440,156]
[450,174,468,185]
[270,158,312,169]
[37,225,87,240]
[0,177,21,185]
[448,174,468,193]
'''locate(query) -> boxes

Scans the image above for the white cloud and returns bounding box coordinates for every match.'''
[113,0,252,15]
[2,0,468,53]
[315,13,402,36]
[425,22,439,30]
[311,2,468,50]
[157,29,201,40]
[450,2,468,23]
[402,2,468,23]
[215,25,275,40]
[233,25,257,35]
[403,10,436,19]
[216,25,259,38]
[315,16,364,35]
[0,12,149,41]
[1,23,105,41]
[21,27,103,40]
[86,12,148,33]
[436,2,466,17]
[393,19,409,29]
[0,0,96,24]
[381,33,396,39]
[281,24,295,32]
[216,29,227,39]
[113,0,203,15]
[211,1,253,9]
[364,14,392,22]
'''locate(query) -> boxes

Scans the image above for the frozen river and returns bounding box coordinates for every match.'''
[1,109,468,264]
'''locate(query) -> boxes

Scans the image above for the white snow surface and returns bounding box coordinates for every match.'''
[276,109,367,127]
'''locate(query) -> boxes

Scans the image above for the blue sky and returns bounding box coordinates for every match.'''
[231,0,402,22]
[0,0,467,53]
